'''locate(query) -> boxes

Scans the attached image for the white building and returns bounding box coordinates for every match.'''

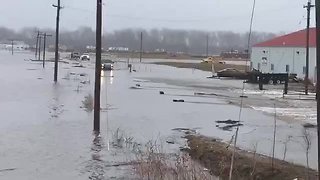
[251,28,316,82]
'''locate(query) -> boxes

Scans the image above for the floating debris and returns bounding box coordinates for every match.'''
[240,95,248,98]
[216,119,243,131]
[303,123,317,129]
[79,73,87,77]
[130,86,143,90]
[172,128,197,134]
[216,119,240,124]
[173,99,185,103]
[218,124,243,131]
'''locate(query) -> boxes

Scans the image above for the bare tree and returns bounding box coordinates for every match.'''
[302,128,311,180]
[282,135,292,161]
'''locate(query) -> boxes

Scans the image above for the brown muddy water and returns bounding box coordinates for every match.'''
[0,52,318,179]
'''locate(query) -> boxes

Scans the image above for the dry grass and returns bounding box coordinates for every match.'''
[185,135,318,180]
[133,140,216,180]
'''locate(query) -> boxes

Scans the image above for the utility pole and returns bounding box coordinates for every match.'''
[94,0,102,132]
[53,0,62,82]
[247,0,256,72]
[35,31,39,59]
[10,40,14,55]
[206,34,209,57]
[140,32,143,63]
[42,33,52,68]
[304,0,315,95]
[43,33,46,68]
[38,35,42,61]
[315,0,320,178]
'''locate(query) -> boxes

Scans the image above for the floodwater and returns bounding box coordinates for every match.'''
[0,52,318,179]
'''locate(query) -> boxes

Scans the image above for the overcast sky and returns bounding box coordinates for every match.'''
[0,0,316,33]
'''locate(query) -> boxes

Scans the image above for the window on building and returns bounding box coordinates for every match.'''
[271,64,274,71]
[286,65,290,73]
[303,66,306,74]
[258,63,261,71]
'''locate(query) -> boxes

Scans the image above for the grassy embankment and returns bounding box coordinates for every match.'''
[185,135,318,180]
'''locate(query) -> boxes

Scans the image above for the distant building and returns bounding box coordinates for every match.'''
[220,50,249,59]
[0,41,29,51]
[108,47,129,52]
[251,28,316,82]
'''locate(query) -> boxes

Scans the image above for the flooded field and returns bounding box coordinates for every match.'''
[0,51,318,179]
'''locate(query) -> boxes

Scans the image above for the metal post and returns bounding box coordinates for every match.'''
[94,0,102,132]
[315,0,320,178]
[53,0,62,82]
[304,1,315,95]
[140,32,143,63]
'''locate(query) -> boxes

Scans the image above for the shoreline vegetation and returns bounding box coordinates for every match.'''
[184,135,318,180]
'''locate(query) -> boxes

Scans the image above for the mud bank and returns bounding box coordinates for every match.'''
[184,135,318,180]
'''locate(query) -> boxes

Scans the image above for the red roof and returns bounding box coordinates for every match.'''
[254,28,317,47]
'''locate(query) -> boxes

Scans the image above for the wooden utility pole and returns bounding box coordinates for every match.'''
[10,40,14,55]
[304,0,315,95]
[315,0,320,178]
[206,34,209,57]
[140,32,143,62]
[53,0,62,82]
[43,33,46,68]
[35,31,40,59]
[247,0,256,72]
[38,36,42,61]
[94,0,102,132]
[42,33,52,68]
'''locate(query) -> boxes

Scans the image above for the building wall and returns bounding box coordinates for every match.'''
[251,47,316,82]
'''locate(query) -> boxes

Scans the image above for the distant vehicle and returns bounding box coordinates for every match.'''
[102,63,113,71]
[80,54,90,61]
[202,57,225,64]
[71,52,80,59]
[217,68,248,78]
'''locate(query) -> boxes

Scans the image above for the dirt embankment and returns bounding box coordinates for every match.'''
[184,135,318,180]
[152,62,247,72]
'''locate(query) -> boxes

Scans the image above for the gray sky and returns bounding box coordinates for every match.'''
[0,0,316,33]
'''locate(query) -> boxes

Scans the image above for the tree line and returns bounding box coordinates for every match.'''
[0,26,276,55]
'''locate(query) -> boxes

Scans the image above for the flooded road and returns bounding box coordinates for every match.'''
[0,52,318,179]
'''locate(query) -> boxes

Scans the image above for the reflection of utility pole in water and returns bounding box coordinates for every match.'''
[304,0,315,95]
